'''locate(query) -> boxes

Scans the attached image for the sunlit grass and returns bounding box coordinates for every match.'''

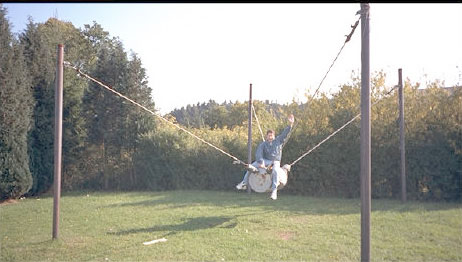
[1,191,461,261]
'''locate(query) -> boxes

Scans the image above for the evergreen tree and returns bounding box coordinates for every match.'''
[0,6,34,200]
[82,23,157,189]
[20,18,55,195]
[121,52,156,188]
[82,40,126,189]
[20,18,92,194]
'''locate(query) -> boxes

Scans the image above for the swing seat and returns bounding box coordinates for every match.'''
[248,164,290,193]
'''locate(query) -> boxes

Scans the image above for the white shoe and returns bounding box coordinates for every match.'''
[236,181,247,190]
[270,189,277,200]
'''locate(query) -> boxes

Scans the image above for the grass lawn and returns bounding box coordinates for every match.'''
[1,190,461,261]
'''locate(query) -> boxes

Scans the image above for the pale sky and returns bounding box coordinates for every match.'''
[4,3,462,114]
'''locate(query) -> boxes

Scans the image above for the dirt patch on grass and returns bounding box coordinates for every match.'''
[278,231,296,241]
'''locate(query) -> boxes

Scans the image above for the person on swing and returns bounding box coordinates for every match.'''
[236,114,295,200]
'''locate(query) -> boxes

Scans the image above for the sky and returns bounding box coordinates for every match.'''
[4,3,462,114]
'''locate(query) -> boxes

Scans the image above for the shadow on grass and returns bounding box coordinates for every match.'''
[97,190,460,216]
[108,216,236,236]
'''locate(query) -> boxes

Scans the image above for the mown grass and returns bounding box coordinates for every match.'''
[1,190,461,261]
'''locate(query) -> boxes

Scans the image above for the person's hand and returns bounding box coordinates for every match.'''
[247,164,258,173]
[288,114,295,125]
[259,163,265,168]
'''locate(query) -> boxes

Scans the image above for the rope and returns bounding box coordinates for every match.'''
[252,103,297,149]
[247,15,361,159]
[289,85,399,167]
[289,15,361,143]
[61,12,362,170]
[251,104,265,142]
[252,103,296,154]
[63,61,248,166]
[308,16,361,102]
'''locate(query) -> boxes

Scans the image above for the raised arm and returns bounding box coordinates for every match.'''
[276,114,295,143]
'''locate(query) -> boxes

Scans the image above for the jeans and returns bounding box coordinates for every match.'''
[242,159,284,190]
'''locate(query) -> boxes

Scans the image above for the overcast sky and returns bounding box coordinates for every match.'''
[4,3,462,114]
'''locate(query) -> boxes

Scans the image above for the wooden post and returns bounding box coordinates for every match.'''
[398,68,406,202]
[246,83,253,193]
[360,3,371,262]
[52,44,64,239]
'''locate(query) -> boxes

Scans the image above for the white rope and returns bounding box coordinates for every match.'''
[251,104,265,142]
[288,15,361,149]
[289,85,399,167]
[290,113,360,166]
[309,16,361,102]
[61,12,363,170]
[64,61,248,166]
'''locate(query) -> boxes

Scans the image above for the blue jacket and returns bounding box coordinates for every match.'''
[255,125,292,163]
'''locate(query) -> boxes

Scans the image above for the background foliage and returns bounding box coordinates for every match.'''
[1,6,460,201]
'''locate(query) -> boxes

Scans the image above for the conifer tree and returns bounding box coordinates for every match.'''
[82,23,156,189]
[0,5,34,199]
[122,53,156,187]
[20,18,92,194]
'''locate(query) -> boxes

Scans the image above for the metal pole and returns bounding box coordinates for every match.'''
[398,68,406,202]
[360,3,371,262]
[246,83,253,193]
[52,44,64,239]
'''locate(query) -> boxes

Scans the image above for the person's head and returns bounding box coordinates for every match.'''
[266,129,275,142]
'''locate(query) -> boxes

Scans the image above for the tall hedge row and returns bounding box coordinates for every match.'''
[133,78,461,201]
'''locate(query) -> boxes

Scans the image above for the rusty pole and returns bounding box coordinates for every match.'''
[52,44,64,239]
[398,68,406,202]
[246,83,253,193]
[360,3,371,262]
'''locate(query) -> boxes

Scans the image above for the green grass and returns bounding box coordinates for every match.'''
[1,190,461,261]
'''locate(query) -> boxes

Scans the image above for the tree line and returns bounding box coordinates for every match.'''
[1,6,460,201]
[170,99,288,130]
[0,6,155,198]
